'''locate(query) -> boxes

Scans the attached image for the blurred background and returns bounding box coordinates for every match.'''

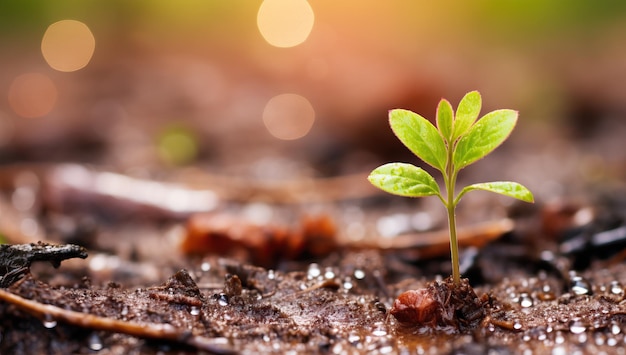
[1,1,626,201]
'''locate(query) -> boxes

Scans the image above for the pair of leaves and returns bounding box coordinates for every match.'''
[368,91,534,203]
[389,91,516,172]
[436,90,481,145]
[369,162,533,203]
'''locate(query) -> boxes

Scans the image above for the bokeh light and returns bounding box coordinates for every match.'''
[262,93,315,140]
[257,0,314,48]
[41,19,95,72]
[8,73,57,118]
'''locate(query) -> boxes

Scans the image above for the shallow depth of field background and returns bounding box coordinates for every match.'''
[1,1,625,200]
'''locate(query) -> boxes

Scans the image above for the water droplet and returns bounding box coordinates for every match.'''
[570,275,592,295]
[348,332,361,345]
[307,263,320,279]
[217,293,229,306]
[538,283,556,301]
[331,343,344,354]
[569,319,587,334]
[537,332,547,341]
[594,332,606,346]
[190,306,200,315]
[263,334,270,342]
[121,306,128,316]
[200,261,211,272]
[379,345,394,354]
[519,293,533,308]
[372,326,387,337]
[372,330,387,337]
[42,315,57,329]
[513,321,523,330]
[324,268,335,280]
[88,333,103,351]
[354,269,365,280]
[612,322,622,335]
[267,270,275,280]
[555,331,566,344]
[610,281,624,296]
[343,278,353,290]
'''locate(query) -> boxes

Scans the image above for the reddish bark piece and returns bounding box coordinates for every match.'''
[181,213,338,267]
[390,277,486,332]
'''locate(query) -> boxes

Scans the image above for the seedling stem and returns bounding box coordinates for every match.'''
[368,91,534,286]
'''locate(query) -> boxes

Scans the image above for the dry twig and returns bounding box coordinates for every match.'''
[0,288,236,354]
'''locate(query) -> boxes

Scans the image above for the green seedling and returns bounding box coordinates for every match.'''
[368,90,534,285]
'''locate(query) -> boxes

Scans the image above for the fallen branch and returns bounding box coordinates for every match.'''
[0,288,235,354]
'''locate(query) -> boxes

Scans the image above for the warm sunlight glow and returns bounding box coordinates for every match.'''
[263,93,315,140]
[41,20,95,72]
[8,73,57,118]
[257,0,314,48]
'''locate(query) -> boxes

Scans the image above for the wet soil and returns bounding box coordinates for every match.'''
[1,185,626,355]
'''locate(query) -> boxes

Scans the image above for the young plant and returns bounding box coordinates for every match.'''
[368,91,534,286]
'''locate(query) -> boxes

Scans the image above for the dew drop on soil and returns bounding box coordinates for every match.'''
[570,274,592,295]
[610,281,624,296]
[343,278,353,290]
[307,263,321,279]
[569,319,587,334]
[217,293,229,306]
[372,329,387,337]
[331,343,344,354]
[348,332,361,345]
[190,306,200,315]
[200,261,211,272]
[372,322,387,337]
[121,306,128,316]
[324,267,335,279]
[379,345,394,354]
[538,283,556,301]
[537,332,547,341]
[519,293,533,308]
[353,269,365,280]
[594,332,607,346]
[555,331,566,344]
[267,269,275,280]
[513,321,523,330]
[42,315,57,329]
[88,333,103,351]
[611,322,621,335]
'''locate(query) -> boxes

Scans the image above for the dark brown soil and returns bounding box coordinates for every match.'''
[1,189,626,355]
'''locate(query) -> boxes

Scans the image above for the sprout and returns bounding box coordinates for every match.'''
[368,91,534,285]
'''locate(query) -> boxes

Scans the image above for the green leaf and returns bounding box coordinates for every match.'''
[368,162,440,198]
[436,99,454,143]
[457,181,534,203]
[453,91,481,141]
[453,109,517,170]
[389,109,447,172]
